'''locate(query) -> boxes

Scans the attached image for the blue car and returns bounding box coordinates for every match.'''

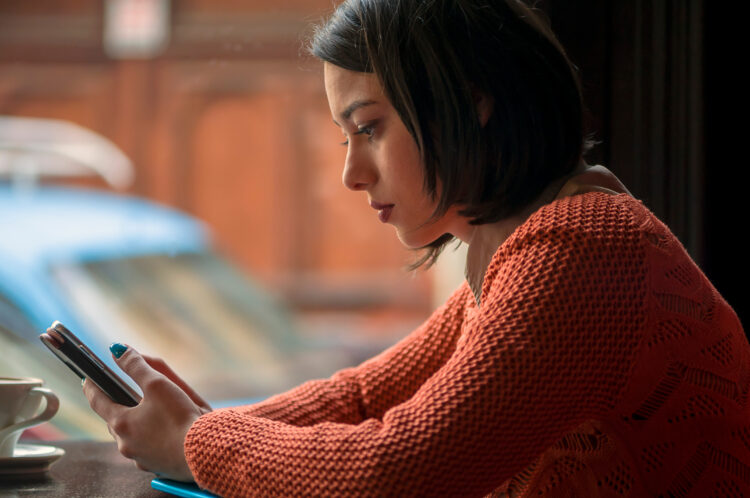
[0,118,363,439]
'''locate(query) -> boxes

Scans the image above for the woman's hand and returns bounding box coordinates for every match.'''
[82,344,212,481]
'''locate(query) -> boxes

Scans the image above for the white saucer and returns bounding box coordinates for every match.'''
[0,443,65,476]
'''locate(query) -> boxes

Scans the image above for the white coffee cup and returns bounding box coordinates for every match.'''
[0,377,60,457]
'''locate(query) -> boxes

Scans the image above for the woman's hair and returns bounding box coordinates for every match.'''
[311,0,593,269]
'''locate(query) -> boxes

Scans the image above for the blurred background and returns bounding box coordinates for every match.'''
[0,0,742,439]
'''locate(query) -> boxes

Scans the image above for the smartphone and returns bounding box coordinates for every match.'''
[40,321,141,407]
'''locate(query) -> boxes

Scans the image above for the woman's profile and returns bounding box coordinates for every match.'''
[68,0,749,496]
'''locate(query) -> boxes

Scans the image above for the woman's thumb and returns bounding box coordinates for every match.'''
[110,343,152,386]
[110,342,129,360]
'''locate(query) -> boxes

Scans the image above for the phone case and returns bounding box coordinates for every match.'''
[40,321,141,407]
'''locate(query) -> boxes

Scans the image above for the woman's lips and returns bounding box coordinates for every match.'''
[370,201,395,223]
[377,205,393,223]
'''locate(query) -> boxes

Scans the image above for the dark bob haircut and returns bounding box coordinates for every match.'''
[311,0,593,269]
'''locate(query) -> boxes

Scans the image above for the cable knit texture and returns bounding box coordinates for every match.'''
[184,192,749,497]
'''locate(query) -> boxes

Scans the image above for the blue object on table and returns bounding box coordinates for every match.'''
[151,478,218,497]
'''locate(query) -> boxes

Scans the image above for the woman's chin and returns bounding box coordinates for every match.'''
[395,227,445,250]
[395,230,424,249]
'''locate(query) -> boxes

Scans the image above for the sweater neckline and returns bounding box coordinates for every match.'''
[469,191,633,311]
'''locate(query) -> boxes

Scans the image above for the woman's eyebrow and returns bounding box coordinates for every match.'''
[333,99,377,126]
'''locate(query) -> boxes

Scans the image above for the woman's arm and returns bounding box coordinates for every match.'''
[184,197,648,496]
[233,281,472,426]
[81,280,471,481]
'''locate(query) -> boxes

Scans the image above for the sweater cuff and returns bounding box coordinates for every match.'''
[184,409,229,492]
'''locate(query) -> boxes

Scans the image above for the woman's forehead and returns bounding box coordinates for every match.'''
[324,63,385,121]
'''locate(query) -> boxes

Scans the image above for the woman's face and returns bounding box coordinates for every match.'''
[323,63,471,248]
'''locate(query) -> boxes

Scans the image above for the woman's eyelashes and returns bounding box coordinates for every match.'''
[340,122,377,146]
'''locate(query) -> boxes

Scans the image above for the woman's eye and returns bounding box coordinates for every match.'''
[356,124,375,140]
[339,123,376,147]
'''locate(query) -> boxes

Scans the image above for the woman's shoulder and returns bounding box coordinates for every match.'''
[506,190,645,248]
[524,189,676,251]
[479,191,650,302]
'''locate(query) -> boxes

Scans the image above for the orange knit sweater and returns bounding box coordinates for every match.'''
[184,192,749,497]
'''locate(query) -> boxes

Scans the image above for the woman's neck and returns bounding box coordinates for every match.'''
[463,161,628,307]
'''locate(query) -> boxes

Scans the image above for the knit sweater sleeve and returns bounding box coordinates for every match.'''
[184,195,647,497]
[211,281,471,426]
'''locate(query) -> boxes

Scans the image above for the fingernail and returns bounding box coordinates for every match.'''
[110,343,128,359]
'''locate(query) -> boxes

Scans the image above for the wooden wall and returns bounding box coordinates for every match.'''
[0,0,434,342]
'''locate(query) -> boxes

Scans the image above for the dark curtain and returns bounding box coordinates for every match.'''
[540,0,745,333]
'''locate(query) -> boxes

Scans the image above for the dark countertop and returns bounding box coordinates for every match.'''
[0,440,164,497]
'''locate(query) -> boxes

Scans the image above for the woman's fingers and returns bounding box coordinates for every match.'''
[82,378,122,422]
[110,344,211,412]
[142,354,212,411]
[80,344,199,480]
[111,344,163,389]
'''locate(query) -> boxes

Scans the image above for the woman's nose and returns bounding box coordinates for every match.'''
[342,148,375,191]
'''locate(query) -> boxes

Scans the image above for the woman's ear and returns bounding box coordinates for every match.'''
[472,88,494,127]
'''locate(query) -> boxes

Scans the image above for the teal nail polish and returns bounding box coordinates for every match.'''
[110,343,128,359]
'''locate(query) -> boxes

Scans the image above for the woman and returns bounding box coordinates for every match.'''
[76,0,750,496]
